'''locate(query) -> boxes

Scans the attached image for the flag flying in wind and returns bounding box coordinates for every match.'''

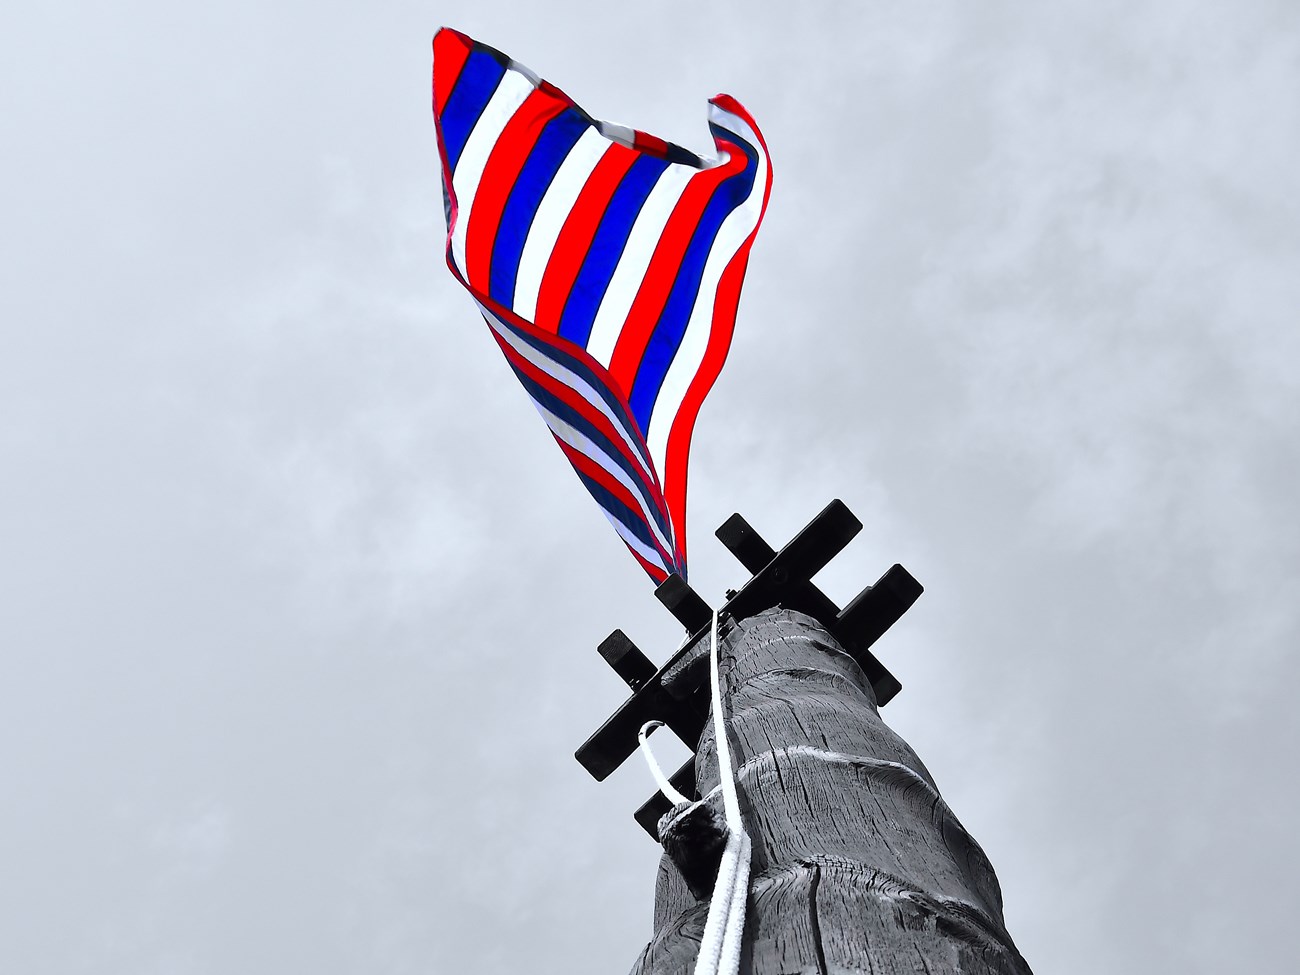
[431,28,771,583]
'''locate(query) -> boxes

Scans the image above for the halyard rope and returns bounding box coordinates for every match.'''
[637,611,751,975]
[637,720,691,807]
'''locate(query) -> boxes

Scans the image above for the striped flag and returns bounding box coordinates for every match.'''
[432,28,771,583]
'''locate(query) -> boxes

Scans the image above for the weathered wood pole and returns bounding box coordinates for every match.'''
[632,607,1033,975]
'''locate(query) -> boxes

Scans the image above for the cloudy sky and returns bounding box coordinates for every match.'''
[3,1,1297,972]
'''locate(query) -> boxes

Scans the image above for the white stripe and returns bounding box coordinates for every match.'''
[537,400,676,558]
[707,102,763,161]
[527,395,671,567]
[585,164,697,368]
[601,506,671,574]
[516,382,676,559]
[645,144,770,474]
[596,119,638,151]
[512,127,610,320]
[479,303,659,488]
[448,69,535,277]
[506,57,541,88]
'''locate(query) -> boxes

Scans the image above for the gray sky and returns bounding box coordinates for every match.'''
[3,1,1297,972]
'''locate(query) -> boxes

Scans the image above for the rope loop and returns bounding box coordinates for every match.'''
[637,720,691,807]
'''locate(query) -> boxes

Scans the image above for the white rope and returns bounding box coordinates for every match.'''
[634,612,751,975]
[637,720,691,807]
[707,612,742,832]
[693,610,750,975]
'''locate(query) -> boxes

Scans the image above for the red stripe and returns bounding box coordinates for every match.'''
[556,440,645,522]
[432,31,472,279]
[709,96,769,157]
[661,250,747,559]
[432,29,472,117]
[484,317,675,544]
[487,326,655,496]
[538,80,575,105]
[464,90,566,291]
[604,145,747,395]
[633,130,669,157]
[661,232,763,561]
[548,437,671,582]
[488,318,676,576]
[629,546,671,584]
[638,116,771,559]
[532,142,639,335]
[555,440,675,567]
[467,289,666,497]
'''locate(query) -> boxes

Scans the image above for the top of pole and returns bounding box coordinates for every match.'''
[574,498,923,837]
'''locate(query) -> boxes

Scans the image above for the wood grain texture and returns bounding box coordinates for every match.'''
[629,609,1032,975]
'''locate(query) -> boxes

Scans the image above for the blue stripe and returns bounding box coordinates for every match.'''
[440,51,506,174]
[627,126,760,429]
[489,109,590,307]
[503,354,674,544]
[556,154,669,347]
[490,311,659,477]
[662,142,701,167]
[573,469,666,560]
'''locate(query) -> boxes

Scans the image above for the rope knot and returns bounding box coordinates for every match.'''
[658,798,729,900]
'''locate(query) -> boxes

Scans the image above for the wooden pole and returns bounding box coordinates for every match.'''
[631,607,1033,975]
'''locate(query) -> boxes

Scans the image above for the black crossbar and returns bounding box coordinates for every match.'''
[579,499,922,844]
[654,575,714,633]
[714,513,776,570]
[597,630,657,692]
[577,500,863,782]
